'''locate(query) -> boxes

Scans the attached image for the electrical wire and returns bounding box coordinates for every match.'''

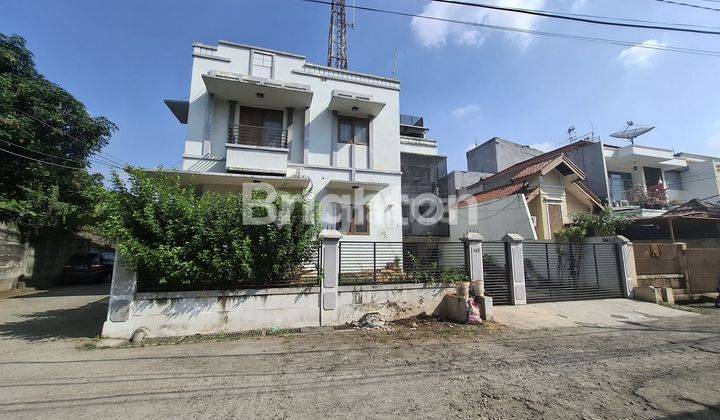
[0,147,88,170]
[428,0,720,34]
[0,139,123,170]
[648,0,720,12]
[295,0,720,57]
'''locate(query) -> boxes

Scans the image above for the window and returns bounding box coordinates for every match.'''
[643,167,663,189]
[608,172,632,204]
[665,170,684,191]
[251,52,273,78]
[337,116,369,145]
[333,204,370,235]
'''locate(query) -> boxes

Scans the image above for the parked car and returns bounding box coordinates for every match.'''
[61,252,114,284]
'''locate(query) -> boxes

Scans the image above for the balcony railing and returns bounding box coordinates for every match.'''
[227,124,288,149]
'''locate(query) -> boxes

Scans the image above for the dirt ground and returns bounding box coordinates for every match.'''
[1,286,719,418]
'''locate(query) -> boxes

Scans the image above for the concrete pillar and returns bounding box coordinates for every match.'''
[503,233,526,305]
[319,229,342,326]
[101,252,137,339]
[610,235,635,298]
[462,232,484,297]
[202,93,215,155]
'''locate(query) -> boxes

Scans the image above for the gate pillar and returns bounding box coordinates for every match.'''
[503,233,527,305]
[319,229,343,325]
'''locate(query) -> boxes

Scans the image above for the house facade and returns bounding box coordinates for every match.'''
[451,151,603,240]
[164,40,443,242]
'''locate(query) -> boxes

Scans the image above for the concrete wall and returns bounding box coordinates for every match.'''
[449,194,537,241]
[0,223,23,291]
[565,141,609,202]
[104,283,453,338]
[466,138,543,174]
[0,223,112,290]
[682,160,720,202]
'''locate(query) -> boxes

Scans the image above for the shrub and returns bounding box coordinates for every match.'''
[98,169,321,291]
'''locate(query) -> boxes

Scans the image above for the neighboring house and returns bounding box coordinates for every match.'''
[163,40,443,242]
[399,114,449,239]
[457,136,720,218]
[466,137,544,174]
[450,151,603,240]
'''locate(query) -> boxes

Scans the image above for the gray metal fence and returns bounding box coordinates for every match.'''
[482,241,512,305]
[523,242,624,303]
[338,241,468,285]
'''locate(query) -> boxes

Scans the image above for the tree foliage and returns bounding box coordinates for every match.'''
[0,34,116,232]
[97,169,322,291]
[556,207,629,242]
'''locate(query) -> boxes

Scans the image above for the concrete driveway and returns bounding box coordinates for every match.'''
[0,284,109,357]
[494,298,697,329]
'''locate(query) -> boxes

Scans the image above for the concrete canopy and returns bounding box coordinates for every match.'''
[202,71,313,108]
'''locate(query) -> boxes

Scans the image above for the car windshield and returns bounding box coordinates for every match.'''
[66,254,88,265]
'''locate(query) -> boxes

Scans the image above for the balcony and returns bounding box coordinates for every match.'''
[227,124,288,148]
[225,124,289,175]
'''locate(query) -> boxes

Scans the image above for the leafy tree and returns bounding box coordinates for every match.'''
[0,34,116,232]
[97,169,322,291]
[561,207,629,239]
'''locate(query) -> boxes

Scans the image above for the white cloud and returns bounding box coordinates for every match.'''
[570,0,589,12]
[617,39,667,69]
[411,0,546,49]
[453,104,480,118]
[529,142,555,152]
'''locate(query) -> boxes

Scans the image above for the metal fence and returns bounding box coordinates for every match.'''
[338,241,468,285]
[523,242,624,303]
[482,241,512,305]
[227,124,288,148]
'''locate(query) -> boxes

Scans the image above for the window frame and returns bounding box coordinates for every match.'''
[337,116,369,145]
[334,203,370,236]
[251,51,274,79]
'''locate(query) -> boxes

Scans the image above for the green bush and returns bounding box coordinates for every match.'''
[98,169,321,291]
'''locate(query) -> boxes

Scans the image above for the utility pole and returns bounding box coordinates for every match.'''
[327,0,348,69]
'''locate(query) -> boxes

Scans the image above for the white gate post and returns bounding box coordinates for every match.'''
[462,232,484,296]
[319,229,342,326]
[610,235,635,298]
[101,252,137,338]
[503,233,527,305]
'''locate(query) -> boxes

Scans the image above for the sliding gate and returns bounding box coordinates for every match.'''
[523,242,624,303]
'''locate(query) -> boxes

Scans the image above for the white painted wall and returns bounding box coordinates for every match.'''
[681,160,720,202]
[448,194,537,241]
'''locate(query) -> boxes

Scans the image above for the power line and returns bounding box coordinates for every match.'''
[428,0,720,34]
[0,139,124,170]
[295,0,720,57]
[0,147,87,171]
[648,0,720,12]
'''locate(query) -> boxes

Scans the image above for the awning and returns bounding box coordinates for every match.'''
[164,99,189,124]
[328,90,385,116]
[143,169,311,190]
[324,179,389,193]
[202,70,313,108]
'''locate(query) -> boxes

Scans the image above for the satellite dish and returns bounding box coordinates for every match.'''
[610,121,654,145]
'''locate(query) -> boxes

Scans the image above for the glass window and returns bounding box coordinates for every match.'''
[251,52,273,78]
[338,117,354,144]
[332,203,369,235]
[337,116,369,145]
[608,172,632,204]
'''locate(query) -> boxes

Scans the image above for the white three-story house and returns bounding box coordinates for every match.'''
[164,40,443,242]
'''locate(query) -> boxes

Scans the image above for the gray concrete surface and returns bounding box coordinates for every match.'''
[494,298,696,329]
[0,288,719,418]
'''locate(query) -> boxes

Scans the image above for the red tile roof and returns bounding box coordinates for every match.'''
[481,140,594,185]
[457,183,534,208]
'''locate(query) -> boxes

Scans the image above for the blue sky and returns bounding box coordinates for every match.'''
[3,0,719,175]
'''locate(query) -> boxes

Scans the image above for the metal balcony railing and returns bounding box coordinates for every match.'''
[227,124,288,148]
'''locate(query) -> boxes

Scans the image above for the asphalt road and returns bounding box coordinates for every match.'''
[0,286,719,418]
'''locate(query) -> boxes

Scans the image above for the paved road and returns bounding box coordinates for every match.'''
[0,286,719,418]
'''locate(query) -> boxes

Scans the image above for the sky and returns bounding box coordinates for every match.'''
[2,0,719,176]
